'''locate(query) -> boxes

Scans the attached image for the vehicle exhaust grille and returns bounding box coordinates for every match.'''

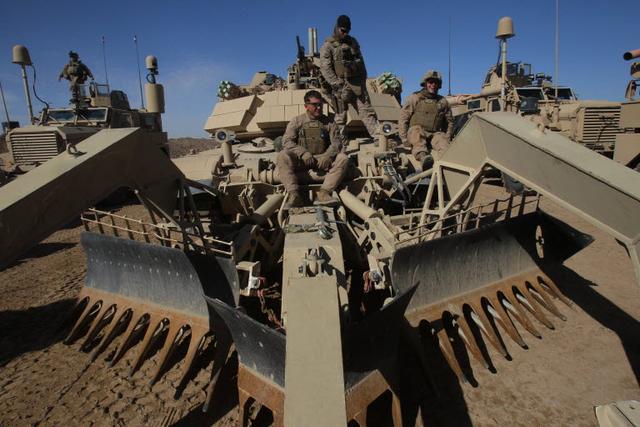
[580,106,621,151]
[9,131,63,165]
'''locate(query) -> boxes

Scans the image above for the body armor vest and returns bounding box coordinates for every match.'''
[298,120,329,155]
[67,63,80,76]
[332,39,365,80]
[409,94,445,132]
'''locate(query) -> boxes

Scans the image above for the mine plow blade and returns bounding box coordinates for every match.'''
[0,128,182,270]
[442,112,640,286]
[207,297,287,424]
[66,232,238,387]
[391,211,592,380]
[207,285,416,426]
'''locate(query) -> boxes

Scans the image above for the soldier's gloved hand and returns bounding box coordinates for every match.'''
[301,152,317,168]
[316,155,333,171]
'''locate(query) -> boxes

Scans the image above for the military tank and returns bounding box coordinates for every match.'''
[203,28,402,143]
[1,38,640,426]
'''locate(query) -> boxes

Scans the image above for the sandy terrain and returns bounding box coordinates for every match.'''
[0,184,638,426]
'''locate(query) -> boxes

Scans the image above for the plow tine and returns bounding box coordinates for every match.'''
[129,314,165,378]
[513,287,555,329]
[178,326,210,388]
[454,315,490,370]
[526,281,566,321]
[484,296,527,349]
[467,302,509,357]
[65,233,237,391]
[150,322,187,386]
[66,296,89,329]
[110,312,147,367]
[203,328,233,413]
[80,304,116,351]
[537,274,573,308]
[90,308,132,362]
[65,299,101,344]
[390,211,594,387]
[500,294,542,339]
[435,323,468,384]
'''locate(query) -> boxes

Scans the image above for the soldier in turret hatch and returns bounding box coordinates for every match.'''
[58,51,94,101]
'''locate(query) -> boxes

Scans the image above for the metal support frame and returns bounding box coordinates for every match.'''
[419,112,640,286]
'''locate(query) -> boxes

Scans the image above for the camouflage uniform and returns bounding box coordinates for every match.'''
[319,33,379,139]
[399,90,453,160]
[276,112,348,193]
[59,59,93,86]
[59,54,94,102]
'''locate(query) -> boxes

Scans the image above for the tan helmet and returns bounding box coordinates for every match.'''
[421,70,442,89]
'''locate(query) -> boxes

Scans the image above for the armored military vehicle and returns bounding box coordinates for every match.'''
[204,28,402,142]
[2,35,640,426]
[5,46,167,174]
[451,18,636,168]
[614,49,640,170]
[454,61,624,157]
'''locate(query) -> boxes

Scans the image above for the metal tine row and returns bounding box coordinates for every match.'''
[65,293,211,387]
[426,273,571,382]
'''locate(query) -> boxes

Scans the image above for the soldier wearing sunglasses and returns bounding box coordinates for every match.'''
[276,90,349,208]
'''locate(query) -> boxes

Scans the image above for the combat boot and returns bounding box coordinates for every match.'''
[285,191,305,208]
[314,189,339,206]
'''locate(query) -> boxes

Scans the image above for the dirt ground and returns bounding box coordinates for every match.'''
[167,138,215,159]
[0,186,638,426]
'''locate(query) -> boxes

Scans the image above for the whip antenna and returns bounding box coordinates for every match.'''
[554,0,560,99]
[102,36,110,87]
[448,16,452,96]
[0,82,11,126]
[134,35,145,109]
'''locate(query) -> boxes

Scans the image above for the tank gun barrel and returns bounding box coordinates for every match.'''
[623,49,640,61]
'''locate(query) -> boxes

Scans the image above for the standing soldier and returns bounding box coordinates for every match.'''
[399,70,453,169]
[276,90,349,208]
[58,51,94,101]
[319,15,379,140]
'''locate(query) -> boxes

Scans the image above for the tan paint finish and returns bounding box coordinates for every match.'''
[436,112,640,284]
[284,276,347,427]
[0,127,182,269]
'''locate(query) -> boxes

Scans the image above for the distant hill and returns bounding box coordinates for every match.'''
[168,137,217,158]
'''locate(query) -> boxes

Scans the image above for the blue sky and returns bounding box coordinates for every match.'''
[0,0,636,137]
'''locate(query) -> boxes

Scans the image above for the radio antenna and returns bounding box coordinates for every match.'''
[448,16,452,96]
[101,36,110,87]
[134,35,145,109]
[0,81,11,126]
[554,0,559,99]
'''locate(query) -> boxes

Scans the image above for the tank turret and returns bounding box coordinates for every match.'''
[204,27,402,142]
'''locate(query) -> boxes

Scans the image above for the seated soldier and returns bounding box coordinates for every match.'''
[276,90,349,208]
[399,70,453,170]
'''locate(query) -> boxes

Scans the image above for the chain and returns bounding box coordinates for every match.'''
[257,282,283,330]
